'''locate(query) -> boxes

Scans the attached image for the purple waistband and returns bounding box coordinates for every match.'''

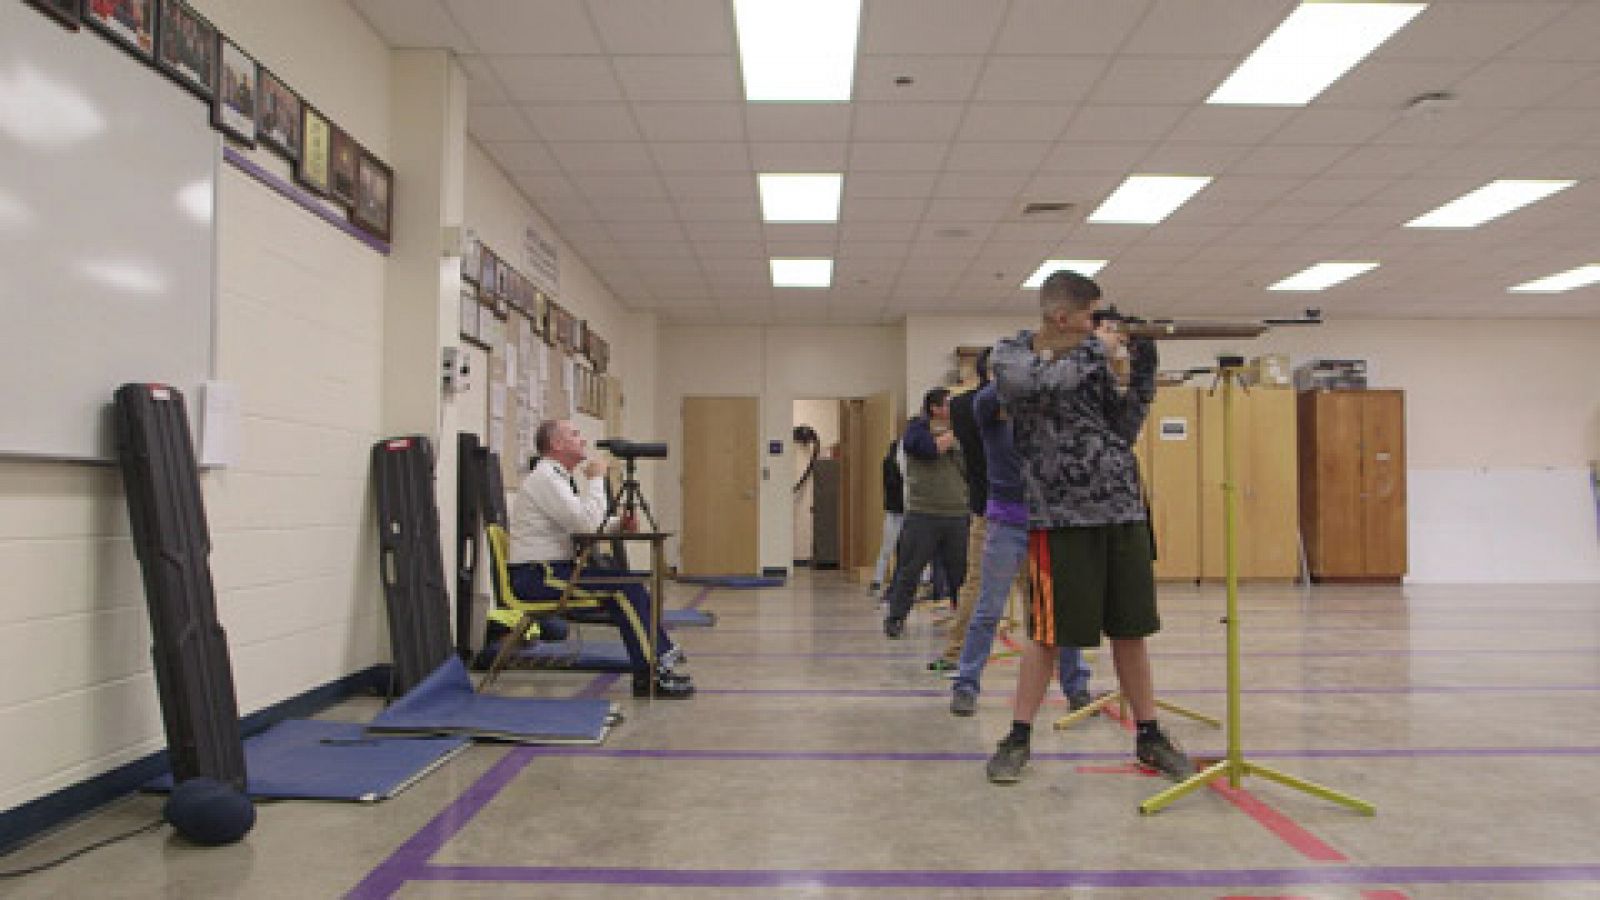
[985,497,1028,526]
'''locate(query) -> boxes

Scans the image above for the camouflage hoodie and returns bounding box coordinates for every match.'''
[989,329,1157,528]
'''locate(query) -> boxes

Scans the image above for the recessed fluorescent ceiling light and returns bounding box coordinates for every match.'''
[771,258,833,288]
[759,174,843,223]
[734,0,862,102]
[1208,2,1427,106]
[1088,175,1212,224]
[1268,261,1378,291]
[1509,264,1600,293]
[1022,259,1108,290]
[1406,179,1576,228]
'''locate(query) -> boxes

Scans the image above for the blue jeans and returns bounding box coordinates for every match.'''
[953,519,1089,696]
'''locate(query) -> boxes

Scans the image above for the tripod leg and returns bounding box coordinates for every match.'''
[1139,758,1229,815]
[1052,690,1119,730]
[1244,762,1376,815]
[1154,698,1222,728]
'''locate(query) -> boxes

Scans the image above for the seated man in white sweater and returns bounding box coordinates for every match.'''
[508,419,692,698]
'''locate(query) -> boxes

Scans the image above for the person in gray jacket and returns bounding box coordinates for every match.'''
[880,388,969,639]
[982,270,1190,784]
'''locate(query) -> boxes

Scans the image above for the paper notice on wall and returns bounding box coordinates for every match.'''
[1159,417,1189,441]
[504,342,518,387]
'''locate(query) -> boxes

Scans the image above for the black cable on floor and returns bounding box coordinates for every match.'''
[0,819,165,878]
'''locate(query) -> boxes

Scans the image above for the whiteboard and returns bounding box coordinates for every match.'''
[0,3,218,461]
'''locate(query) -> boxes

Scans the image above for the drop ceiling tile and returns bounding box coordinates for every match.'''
[524,104,641,141]
[852,104,966,142]
[444,0,601,54]
[933,173,1031,199]
[469,105,538,142]
[841,222,920,242]
[1137,142,1252,173]
[1059,106,1187,143]
[1164,107,1295,144]
[485,140,561,174]
[924,198,1013,221]
[748,142,849,171]
[1088,57,1240,106]
[855,56,985,102]
[992,0,1150,55]
[767,240,839,257]
[974,57,1107,104]
[458,56,510,105]
[843,196,931,221]
[512,173,581,200]
[691,241,766,260]
[860,0,1008,54]
[587,0,733,54]
[1234,144,1350,176]
[590,198,678,220]
[634,104,746,142]
[684,221,764,242]
[1502,3,1600,62]
[764,224,839,244]
[614,57,741,102]
[651,142,753,172]
[1279,177,1393,207]
[490,56,622,103]
[1475,108,1600,147]
[1323,144,1447,177]
[844,172,941,198]
[549,141,656,172]
[1270,108,1398,145]
[1038,143,1147,174]
[837,241,913,259]
[1383,2,1567,60]
[943,141,1052,172]
[1313,61,1478,107]
[674,198,761,221]
[744,105,853,142]
[849,142,950,172]
[663,175,756,201]
[1122,0,1290,56]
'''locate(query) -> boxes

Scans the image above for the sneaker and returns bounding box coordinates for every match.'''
[926,658,957,673]
[1067,689,1094,712]
[632,673,695,698]
[950,688,978,717]
[986,734,1030,783]
[1136,729,1194,781]
[883,618,905,639]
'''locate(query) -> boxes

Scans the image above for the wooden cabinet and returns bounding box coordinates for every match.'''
[1135,385,1299,581]
[1297,390,1407,582]
[1136,387,1202,580]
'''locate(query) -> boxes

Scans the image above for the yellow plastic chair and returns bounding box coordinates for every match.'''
[477,523,600,690]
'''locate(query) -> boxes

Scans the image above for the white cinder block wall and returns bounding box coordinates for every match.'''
[0,0,392,814]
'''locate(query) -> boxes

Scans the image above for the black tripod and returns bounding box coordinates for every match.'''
[604,457,658,570]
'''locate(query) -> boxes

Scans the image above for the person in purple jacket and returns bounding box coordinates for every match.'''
[947,379,1092,717]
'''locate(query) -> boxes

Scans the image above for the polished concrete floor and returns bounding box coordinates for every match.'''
[5,574,1600,898]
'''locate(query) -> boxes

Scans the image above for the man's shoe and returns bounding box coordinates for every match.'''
[986,734,1030,783]
[633,674,695,698]
[926,658,957,673]
[883,618,905,639]
[950,688,978,717]
[1067,689,1094,712]
[1136,729,1194,781]
[867,581,881,595]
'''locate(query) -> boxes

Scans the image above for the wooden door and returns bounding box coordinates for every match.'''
[681,396,760,575]
[1142,387,1201,580]
[1241,389,1299,578]
[1361,391,1407,577]
[845,391,896,573]
[1302,391,1366,578]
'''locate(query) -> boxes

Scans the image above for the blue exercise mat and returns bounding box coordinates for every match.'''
[673,575,784,588]
[370,657,615,744]
[663,608,716,627]
[146,719,468,802]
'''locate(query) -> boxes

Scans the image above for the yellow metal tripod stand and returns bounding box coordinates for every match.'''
[1139,362,1374,817]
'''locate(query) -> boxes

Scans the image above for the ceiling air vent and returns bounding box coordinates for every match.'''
[1019,201,1076,220]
